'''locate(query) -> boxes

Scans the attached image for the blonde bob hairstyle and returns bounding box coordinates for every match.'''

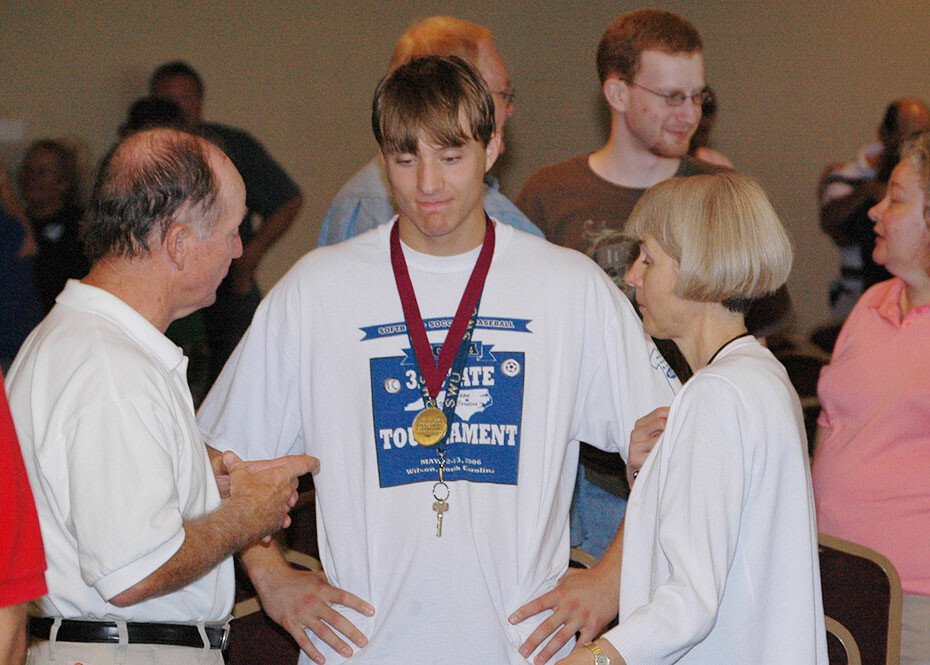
[626,172,792,311]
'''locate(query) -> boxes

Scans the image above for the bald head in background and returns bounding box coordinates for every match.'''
[882,97,930,142]
[877,97,930,178]
[388,16,514,149]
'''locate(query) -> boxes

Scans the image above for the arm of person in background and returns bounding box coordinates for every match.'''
[0,162,36,258]
[229,193,303,294]
[816,162,844,203]
[109,451,316,606]
[317,193,392,247]
[507,406,668,664]
[692,146,734,169]
[210,125,303,294]
[514,175,553,241]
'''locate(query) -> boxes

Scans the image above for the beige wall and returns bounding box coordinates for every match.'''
[3,1,929,333]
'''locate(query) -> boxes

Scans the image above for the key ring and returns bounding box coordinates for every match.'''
[432,481,450,502]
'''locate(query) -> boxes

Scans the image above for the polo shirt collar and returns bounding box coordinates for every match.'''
[869,277,930,326]
[56,280,186,372]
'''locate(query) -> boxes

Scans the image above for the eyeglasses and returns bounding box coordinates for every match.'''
[626,81,711,107]
[493,85,516,105]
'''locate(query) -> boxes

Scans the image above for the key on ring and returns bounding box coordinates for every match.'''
[432,500,449,537]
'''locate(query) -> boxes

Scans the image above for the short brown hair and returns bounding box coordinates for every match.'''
[596,10,702,84]
[372,55,495,154]
[626,172,792,311]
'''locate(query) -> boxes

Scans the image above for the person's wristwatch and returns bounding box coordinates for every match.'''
[583,642,611,665]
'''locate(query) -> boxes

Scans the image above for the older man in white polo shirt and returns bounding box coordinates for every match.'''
[6,128,316,665]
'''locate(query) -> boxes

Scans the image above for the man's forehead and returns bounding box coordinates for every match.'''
[24,148,61,168]
[476,40,509,88]
[202,140,224,163]
[889,160,918,188]
[154,74,200,95]
[208,144,243,187]
[389,136,475,155]
[637,48,704,79]
[384,116,480,154]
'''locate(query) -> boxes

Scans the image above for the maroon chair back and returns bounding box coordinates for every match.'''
[819,533,902,665]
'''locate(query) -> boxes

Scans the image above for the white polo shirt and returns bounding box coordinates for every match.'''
[6,280,233,622]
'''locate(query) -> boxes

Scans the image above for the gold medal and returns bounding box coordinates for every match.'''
[412,407,447,446]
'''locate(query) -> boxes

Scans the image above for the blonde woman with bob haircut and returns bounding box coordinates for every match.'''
[562,172,827,665]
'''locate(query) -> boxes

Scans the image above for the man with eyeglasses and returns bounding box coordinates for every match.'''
[317,16,543,246]
[518,9,716,268]
[516,8,719,572]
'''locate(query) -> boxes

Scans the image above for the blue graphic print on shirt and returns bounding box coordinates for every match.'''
[367,319,528,488]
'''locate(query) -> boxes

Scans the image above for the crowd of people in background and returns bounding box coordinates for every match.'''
[1,7,928,665]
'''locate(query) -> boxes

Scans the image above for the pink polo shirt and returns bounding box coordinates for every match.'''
[813,278,930,595]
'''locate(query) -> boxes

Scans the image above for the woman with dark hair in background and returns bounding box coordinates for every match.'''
[0,162,41,370]
[18,140,90,312]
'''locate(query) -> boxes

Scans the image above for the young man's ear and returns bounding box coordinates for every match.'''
[603,77,630,114]
[164,223,189,270]
[484,130,503,173]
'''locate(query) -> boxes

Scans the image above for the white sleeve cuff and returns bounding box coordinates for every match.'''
[94,528,186,602]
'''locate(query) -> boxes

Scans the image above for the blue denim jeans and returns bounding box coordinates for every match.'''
[569,463,627,560]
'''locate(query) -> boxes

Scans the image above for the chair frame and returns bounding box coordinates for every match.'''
[819,532,903,665]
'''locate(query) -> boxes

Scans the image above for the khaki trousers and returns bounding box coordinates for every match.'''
[27,619,224,665]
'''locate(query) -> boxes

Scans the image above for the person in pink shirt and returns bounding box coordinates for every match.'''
[813,131,930,665]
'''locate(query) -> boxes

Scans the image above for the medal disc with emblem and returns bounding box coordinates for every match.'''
[412,406,447,446]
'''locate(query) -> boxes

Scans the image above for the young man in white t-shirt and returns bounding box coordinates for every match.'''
[198,56,676,665]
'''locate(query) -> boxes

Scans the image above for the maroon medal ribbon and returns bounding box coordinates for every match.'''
[389,216,495,400]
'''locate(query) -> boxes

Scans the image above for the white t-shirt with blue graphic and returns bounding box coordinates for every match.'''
[198,220,677,665]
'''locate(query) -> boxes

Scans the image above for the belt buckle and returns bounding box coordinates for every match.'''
[220,623,231,651]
